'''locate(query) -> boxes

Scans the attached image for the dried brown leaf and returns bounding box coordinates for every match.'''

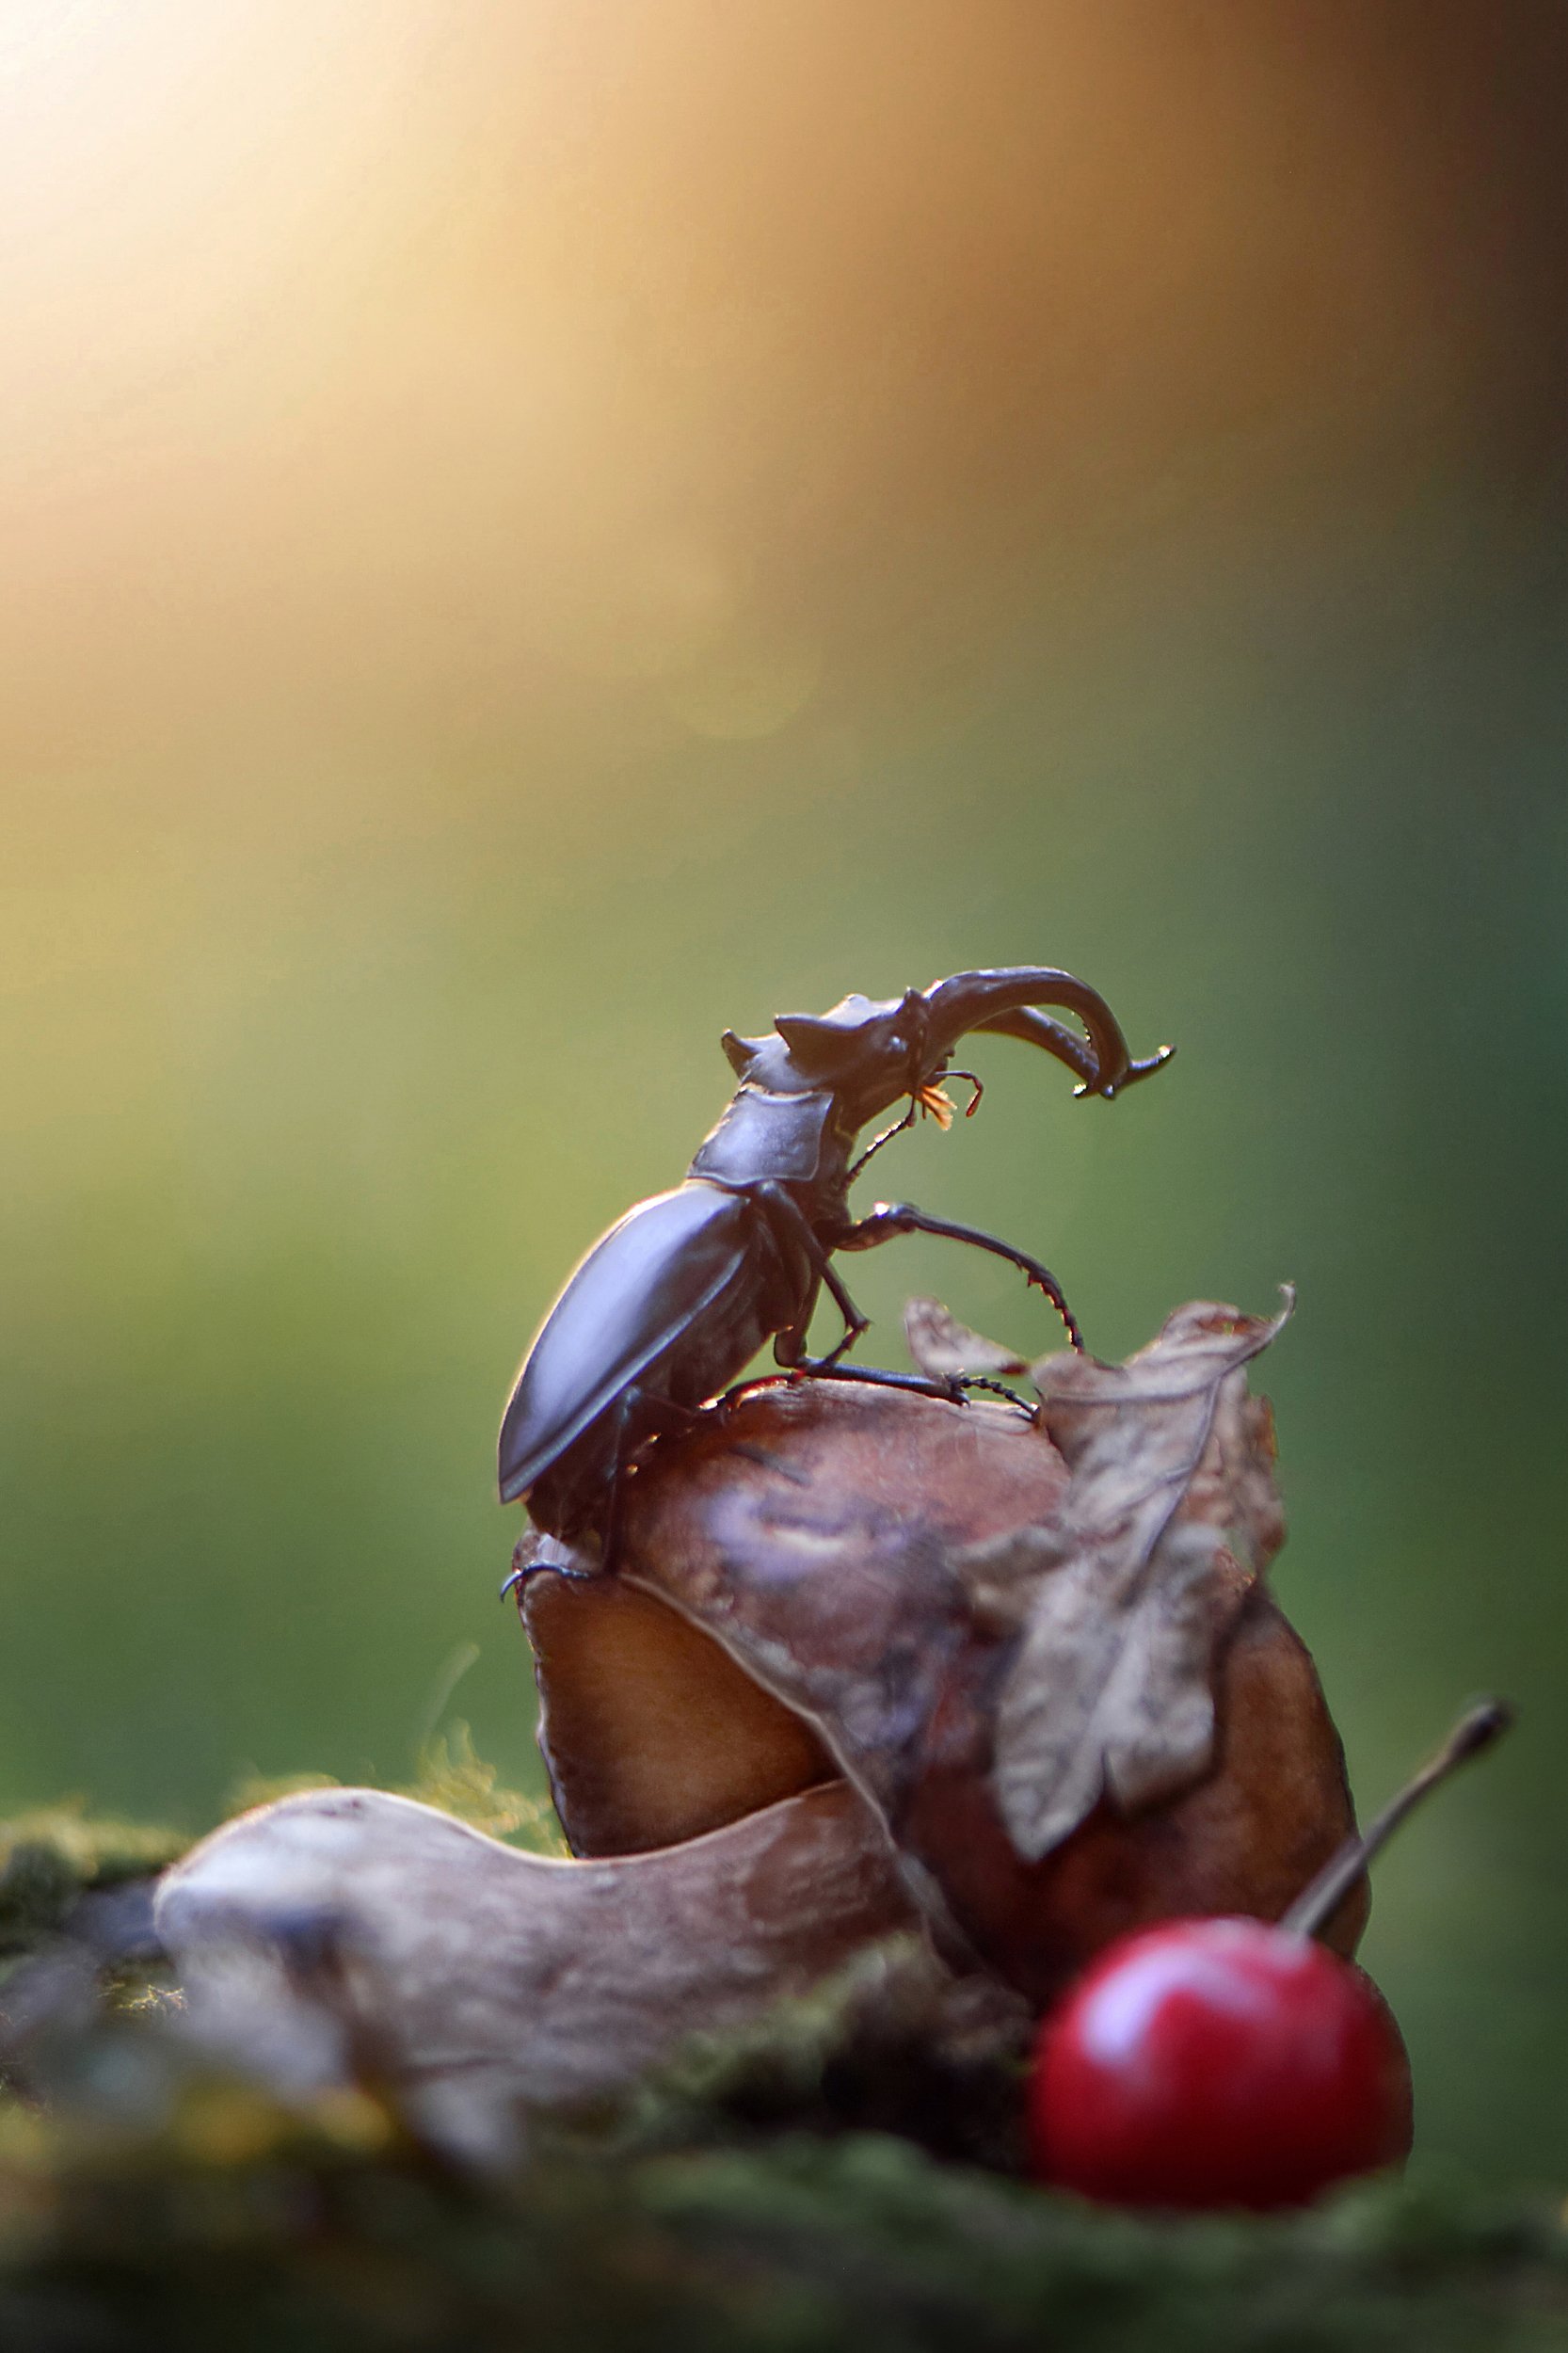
[903,1297,1028,1383]
[976,1291,1293,1862]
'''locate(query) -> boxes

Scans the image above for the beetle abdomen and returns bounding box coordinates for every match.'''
[498,1183,768,1506]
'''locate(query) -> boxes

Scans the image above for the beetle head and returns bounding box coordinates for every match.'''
[721,989,932,1125]
[719,965,1172,1152]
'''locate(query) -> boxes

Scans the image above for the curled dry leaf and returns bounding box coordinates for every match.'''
[903,1296,1029,1383]
[523,1301,1363,2005]
[154,1781,917,2161]
[982,1292,1294,1861]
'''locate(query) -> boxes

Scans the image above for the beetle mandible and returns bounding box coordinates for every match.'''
[498,965,1172,1562]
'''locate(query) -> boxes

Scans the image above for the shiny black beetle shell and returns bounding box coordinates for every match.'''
[498,1181,800,1515]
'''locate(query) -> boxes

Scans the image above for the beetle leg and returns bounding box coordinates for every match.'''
[596,1384,662,1572]
[753,1183,872,1367]
[772,1273,821,1370]
[808,1257,872,1369]
[607,1382,814,1560]
[620,1385,790,1467]
[787,1251,962,1396]
[600,1383,726,1567]
[833,1200,1085,1353]
[799,1362,967,1404]
[751,1180,971,1391]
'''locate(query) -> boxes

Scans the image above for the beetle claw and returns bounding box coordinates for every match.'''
[500,1534,600,1602]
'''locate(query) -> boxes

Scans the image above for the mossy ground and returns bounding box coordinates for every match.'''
[3,1787,1565,2352]
[4,2103,1565,2353]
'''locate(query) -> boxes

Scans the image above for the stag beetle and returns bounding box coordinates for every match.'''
[498,966,1171,1560]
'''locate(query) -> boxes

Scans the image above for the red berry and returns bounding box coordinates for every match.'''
[1030,1916,1414,2211]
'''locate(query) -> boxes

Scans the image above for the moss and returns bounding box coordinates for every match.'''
[1,1728,558,1977]
[397,1722,566,1852]
[0,1804,187,1959]
[602,1934,1035,2175]
[226,1724,566,1854]
[0,2092,1564,2352]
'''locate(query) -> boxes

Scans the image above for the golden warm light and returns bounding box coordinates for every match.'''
[1,2,1470,796]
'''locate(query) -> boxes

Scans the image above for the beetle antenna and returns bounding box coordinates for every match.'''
[848,1096,919,1183]
[946,1069,984,1116]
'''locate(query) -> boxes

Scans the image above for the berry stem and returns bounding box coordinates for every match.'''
[1282,1698,1513,1941]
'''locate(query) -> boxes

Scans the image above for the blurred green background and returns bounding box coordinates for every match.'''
[2,2,1564,2185]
